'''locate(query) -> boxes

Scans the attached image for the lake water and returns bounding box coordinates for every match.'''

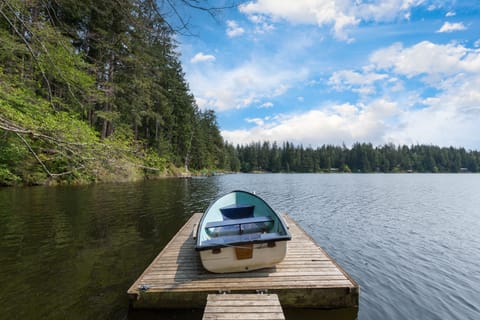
[1,174,479,319]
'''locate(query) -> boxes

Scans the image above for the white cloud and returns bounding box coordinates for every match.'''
[190,52,216,63]
[239,0,424,41]
[446,11,456,17]
[273,84,290,96]
[246,117,265,126]
[222,99,399,146]
[248,14,275,33]
[187,61,309,111]
[370,41,480,81]
[223,87,480,149]
[437,22,466,33]
[363,42,480,147]
[226,20,245,37]
[239,0,357,41]
[260,102,274,108]
[353,0,424,21]
[388,84,480,148]
[328,70,388,94]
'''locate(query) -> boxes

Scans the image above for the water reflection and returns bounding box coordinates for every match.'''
[0,179,218,320]
[2,174,479,319]
[0,177,356,320]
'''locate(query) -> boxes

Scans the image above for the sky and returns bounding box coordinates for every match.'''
[176,0,480,149]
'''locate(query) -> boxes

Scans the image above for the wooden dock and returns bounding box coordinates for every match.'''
[128,212,358,310]
[203,294,285,320]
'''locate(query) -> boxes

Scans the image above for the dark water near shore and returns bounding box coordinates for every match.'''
[1,174,479,319]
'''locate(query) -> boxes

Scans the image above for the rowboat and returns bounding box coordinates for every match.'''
[195,190,291,273]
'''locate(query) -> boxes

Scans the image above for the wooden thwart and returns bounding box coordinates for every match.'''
[127,212,359,310]
[203,294,285,320]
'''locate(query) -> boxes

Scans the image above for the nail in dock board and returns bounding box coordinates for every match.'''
[127,212,359,310]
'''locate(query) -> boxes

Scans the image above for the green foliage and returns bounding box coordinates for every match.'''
[0,0,230,185]
[0,166,21,186]
[144,149,167,173]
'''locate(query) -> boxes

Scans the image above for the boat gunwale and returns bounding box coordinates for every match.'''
[195,236,291,251]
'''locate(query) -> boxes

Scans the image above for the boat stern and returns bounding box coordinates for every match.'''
[199,240,288,273]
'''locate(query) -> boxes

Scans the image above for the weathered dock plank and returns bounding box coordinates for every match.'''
[203,294,285,320]
[127,212,359,309]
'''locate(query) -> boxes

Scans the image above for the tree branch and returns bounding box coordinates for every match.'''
[15,132,54,177]
[156,0,241,36]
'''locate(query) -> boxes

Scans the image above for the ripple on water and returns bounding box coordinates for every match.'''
[220,174,480,320]
[1,174,479,320]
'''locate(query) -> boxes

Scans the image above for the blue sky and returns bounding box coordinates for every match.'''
[177,0,480,149]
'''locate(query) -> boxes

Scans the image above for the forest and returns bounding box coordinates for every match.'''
[233,142,480,173]
[0,0,229,185]
[1,1,479,186]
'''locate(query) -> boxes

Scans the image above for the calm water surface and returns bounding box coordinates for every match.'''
[1,174,479,319]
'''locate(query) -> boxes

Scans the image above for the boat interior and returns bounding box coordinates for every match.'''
[197,192,291,250]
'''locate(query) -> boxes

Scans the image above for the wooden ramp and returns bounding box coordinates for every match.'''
[128,213,359,309]
[203,294,285,320]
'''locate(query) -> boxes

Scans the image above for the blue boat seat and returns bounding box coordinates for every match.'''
[204,232,262,244]
[205,216,274,237]
[220,204,255,219]
[201,232,283,248]
[205,216,273,229]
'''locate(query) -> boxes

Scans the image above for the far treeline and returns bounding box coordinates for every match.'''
[0,2,478,187]
[232,142,480,174]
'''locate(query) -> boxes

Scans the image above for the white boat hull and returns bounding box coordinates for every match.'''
[199,240,287,273]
